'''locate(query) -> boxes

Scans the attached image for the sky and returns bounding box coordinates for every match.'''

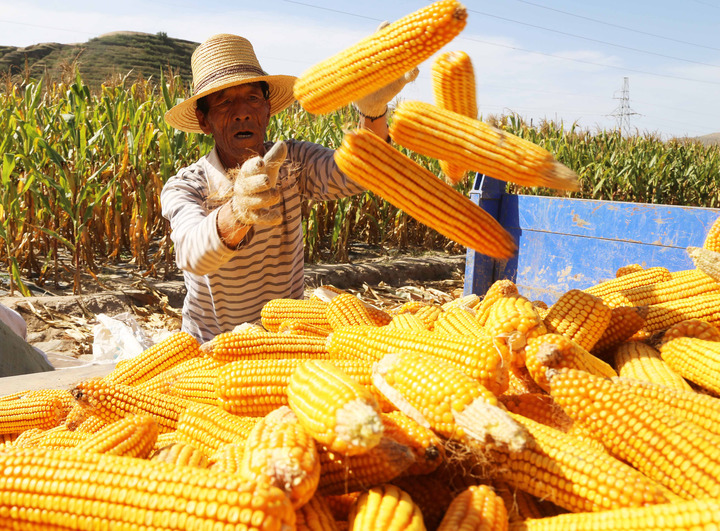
[1,0,719,140]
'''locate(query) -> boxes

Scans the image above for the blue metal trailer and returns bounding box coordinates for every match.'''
[463,174,720,305]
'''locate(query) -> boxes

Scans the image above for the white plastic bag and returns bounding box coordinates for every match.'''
[92,312,155,364]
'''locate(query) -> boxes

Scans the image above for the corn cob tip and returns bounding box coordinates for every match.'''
[335,398,385,450]
[453,398,528,452]
[549,160,581,192]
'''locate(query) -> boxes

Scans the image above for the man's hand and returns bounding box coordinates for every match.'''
[228,141,288,226]
[352,22,420,119]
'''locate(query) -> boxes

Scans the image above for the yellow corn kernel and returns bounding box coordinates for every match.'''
[499,393,573,432]
[391,101,579,192]
[278,319,332,338]
[165,368,220,405]
[433,306,486,337]
[203,330,330,362]
[288,360,383,456]
[602,268,720,308]
[615,263,644,277]
[641,293,720,332]
[474,280,520,325]
[334,128,517,259]
[295,494,341,531]
[659,317,720,345]
[386,312,430,331]
[0,390,74,435]
[294,0,467,115]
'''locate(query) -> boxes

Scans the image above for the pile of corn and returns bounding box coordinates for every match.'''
[1,217,719,530]
[3,0,720,528]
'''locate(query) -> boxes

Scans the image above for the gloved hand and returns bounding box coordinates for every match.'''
[228,141,288,226]
[352,22,420,119]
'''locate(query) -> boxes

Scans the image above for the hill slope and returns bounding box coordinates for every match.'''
[0,31,197,88]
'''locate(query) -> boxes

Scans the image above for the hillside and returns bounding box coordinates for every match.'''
[0,31,197,88]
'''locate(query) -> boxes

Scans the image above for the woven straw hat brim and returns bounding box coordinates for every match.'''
[164,74,297,133]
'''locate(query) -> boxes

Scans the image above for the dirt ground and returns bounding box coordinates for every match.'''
[0,251,466,367]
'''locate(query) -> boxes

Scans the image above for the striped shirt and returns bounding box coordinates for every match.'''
[160,140,364,343]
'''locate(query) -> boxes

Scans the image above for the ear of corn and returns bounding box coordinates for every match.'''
[390,101,580,191]
[474,279,520,326]
[615,263,644,277]
[334,128,517,259]
[203,330,330,362]
[0,448,296,529]
[326,292,391,329]
[34,425,92,449]
[387,312,430,331]
[602,268,720,308]
[381,410,446,476]
[278,319,332,338]
[240,406,320,510]
[71,379,190,434]
[524,333,617,391]
[703,215,720,252]
[659,336,720,394]
[327,325,509,396]
[482,413,677,513]
[75,414,159,458]
[105,331,201,386]
[347,484,426,531]
[208,443,244,474]
[431,50,478,184]
[483,294,547,368]
[542,290,611,352]
[261,298,331,332]
[547,367,720,499]
[493,481,567,523]
[317,436,415,496]
[287,360,384,456]
[165,368,221,405]
[433,306,486,337]
[507,498,720,531]
[613,341,692,391]
[499,393,573,432]
[659,317,720,345]
[295,494,341,531]
[174,402,259,456]
[641,293,720,332]
[582,266,671,301]
[0,391,73,435]
[611,376,720,438]
[436,484,508,531]
[373,352,527,450]
[293,0,467,114]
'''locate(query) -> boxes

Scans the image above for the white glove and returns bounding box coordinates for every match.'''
[353,22,420,119]
[228,141,288,226]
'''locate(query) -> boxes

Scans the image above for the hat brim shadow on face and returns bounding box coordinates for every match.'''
[165,74,298,134]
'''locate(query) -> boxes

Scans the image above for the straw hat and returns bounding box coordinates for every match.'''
[165,34,297,133]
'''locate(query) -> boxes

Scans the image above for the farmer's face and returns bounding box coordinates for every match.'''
[196,83,271,169]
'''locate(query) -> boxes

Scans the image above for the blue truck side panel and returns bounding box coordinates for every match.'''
[464,174,720,305]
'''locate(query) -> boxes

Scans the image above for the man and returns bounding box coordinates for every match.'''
[162,33,417,343]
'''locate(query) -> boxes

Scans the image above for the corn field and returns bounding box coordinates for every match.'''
[1,71,719,296]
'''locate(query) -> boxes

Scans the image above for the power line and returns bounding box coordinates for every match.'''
[460,35,720,86]
[281,0,382,21]
[511,0,720,52]
[468,10,720,69]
